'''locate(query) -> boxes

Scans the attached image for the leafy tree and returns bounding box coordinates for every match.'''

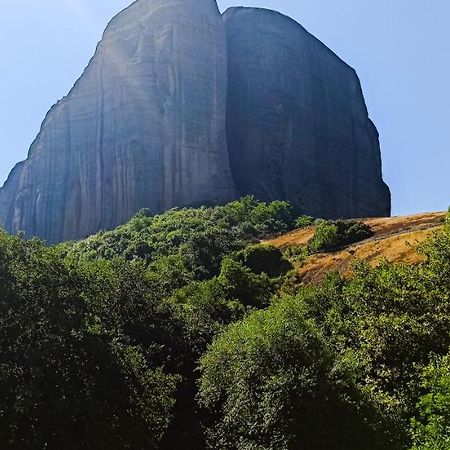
[234,244,292,278]
[0,232,181,449]
[295,214,316,228]
[308,220,373,253]
[410,353,450,449]
[308,221,340,252]
[199,296,383,450]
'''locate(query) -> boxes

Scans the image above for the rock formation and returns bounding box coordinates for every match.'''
[0,0,235,243]
[0,1,390,243]
[224,7,390,219]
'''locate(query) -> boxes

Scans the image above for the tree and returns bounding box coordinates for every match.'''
[199,296,382,450]
[410,353,450,449]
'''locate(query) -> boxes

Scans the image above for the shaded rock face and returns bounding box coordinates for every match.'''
[0,2,390,243]
[223,7,390,219]
[0,0,234,243]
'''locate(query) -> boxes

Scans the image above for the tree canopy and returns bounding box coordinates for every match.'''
[0,200,449,449]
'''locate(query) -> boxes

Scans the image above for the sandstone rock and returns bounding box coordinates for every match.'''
[223,7,390,219]
[0,0,234,243]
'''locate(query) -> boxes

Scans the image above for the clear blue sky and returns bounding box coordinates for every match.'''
[0,0,448,215]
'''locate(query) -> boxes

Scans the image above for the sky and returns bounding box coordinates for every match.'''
[0,1,448,216]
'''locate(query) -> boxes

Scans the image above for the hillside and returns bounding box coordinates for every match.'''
[267,212,446,283]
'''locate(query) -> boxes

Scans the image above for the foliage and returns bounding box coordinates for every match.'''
[308,219,374,253]
[1,203,450,449]
[0,233,180,450]
[0,198,296,449]
[199,214,450,450]
[199,296,383,450]
[66,197,295,279]
[234,244,292,277]
[295,214,316,228]
[410,353,450,449]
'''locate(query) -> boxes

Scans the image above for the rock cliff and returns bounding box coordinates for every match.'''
[0,0,234,243]
[0,1,390,243]
[224,7,390,219]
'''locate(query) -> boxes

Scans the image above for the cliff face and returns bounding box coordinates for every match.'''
[0,0,234,243]
[224,7,390,219]
[0,2,390,243]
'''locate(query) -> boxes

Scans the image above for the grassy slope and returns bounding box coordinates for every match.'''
[266,212,447,284]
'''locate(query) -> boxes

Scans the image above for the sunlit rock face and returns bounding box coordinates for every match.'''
[0,0,234,243]
[223,7,391,219]
[0,1,390,243]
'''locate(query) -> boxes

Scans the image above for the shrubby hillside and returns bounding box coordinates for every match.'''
[0,198,449,449]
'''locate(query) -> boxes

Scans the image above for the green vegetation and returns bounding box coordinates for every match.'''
[410,353,450,449]
[1,199,450,449]
[66,196,294,280]
[308,219,374,253]
[295,214,316,228]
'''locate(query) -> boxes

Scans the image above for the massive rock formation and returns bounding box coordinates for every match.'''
[0,1,390,243]
[223,7,390,219]
[0,0,235,243]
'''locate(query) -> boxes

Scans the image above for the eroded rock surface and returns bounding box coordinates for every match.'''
[0,0,234,243]
[223,7,390,219]
[0,2,390,243]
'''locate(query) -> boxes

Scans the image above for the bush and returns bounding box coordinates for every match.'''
[410,353,450,449]
[3,204,450,449]
[0,233,180,449]
[235,244,292,277]
[295,215,316,228]
[284,245,309,265]
[199,296,382,450]
[308,220,373,253]
[66,197,296,279]
[308,222,340,253]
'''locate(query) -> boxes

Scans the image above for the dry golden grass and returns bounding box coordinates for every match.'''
[266,212,447,284]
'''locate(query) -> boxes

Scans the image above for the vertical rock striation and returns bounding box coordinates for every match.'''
[223,7,390,219]
[0,0,234,243]
[0,2,391,243]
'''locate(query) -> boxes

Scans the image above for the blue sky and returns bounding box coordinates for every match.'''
[0,0,448,215]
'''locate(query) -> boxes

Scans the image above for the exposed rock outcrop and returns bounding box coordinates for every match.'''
[0,0,234,243]
[0,1,390,243]
[224,7,390,219]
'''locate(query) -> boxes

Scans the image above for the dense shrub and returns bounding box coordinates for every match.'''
[410,353,450,449]
[66,197,295,279]
[199,296,383,450]
[308,219,373,253]
[295,214,316,228]
[199,214,450,450]
[234,244,292,277]
[0,233,180,450]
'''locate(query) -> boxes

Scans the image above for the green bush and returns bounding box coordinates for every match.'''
[295,215,316,228]
[235,244,292,277]
[308,221,340,252]
[410,353,450,449]
[284,245,309,265]
[199,296,382,450]
[308,220,373,253]
[66,197,295,279]
[0,233,180,449]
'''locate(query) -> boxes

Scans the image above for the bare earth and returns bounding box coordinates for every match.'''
[266,212,447,284]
